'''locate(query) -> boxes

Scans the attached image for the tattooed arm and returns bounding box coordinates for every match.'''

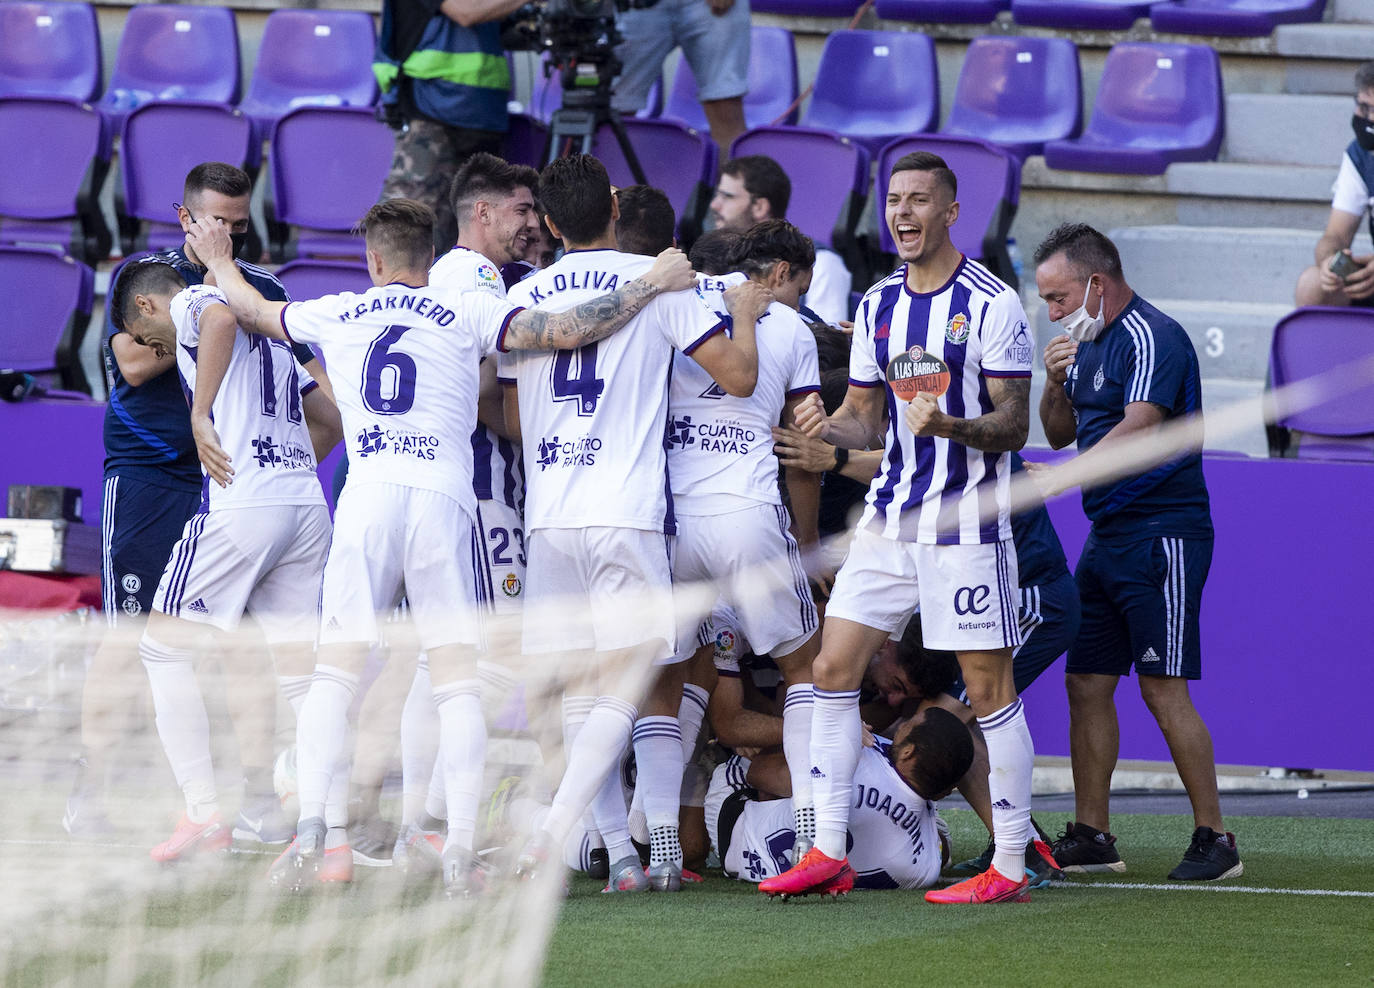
[502,247,696,351]
[904,376,1030,452]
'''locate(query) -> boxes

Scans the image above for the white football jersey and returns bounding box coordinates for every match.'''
[726,743,943,890]
[281,281,521,500]
[849,258,1032,545]
[498,249,724,533]
[668,272,820,513]
[171,285,322,511]
[430,246,525,510]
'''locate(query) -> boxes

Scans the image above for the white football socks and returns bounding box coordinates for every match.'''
[632,715,683,867]
[784,683,816,842]
[543,696,637,848]
[979,697,1034,879]
[399,658,439,827]
[434,678,485,854]
[277,674,311,719]
[295,665,358,824]
[141,635,216,822]
[810,687,861,860]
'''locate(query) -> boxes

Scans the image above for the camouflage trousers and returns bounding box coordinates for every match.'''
[379,116,504,253]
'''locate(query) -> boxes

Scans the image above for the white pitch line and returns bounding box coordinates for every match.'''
[1047,880,1374,897]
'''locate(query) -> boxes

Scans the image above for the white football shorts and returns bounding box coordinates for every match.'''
[825,528,1022,652]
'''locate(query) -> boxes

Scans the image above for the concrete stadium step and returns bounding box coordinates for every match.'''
[1276,22,1374,59]
[1221,93,1353,166]
[1200,377,1269,457]
[1333,0,1374,21]
[1106,225,1374,306]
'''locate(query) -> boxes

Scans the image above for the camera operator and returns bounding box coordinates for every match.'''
[611,0,750,156]
[374,0,527,254]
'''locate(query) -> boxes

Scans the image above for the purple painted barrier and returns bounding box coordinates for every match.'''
[0,399,107,524]
[1026,454,1374,772]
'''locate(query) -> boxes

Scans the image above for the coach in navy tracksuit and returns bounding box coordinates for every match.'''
[1033,223,1242,884]
[64,162,324,838]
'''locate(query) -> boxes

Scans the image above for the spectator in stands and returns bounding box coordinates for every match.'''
[1295,61,1374,308]
[374,0,523,254]
[612,0,750,155]
[708,156,852,325]
[1034,222,1241,883]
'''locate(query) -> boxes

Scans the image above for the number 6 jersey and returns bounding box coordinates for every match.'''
[281,281,522,500]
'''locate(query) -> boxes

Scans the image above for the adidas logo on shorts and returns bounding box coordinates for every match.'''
[1140,647,1160,664]
[187,598,210,615]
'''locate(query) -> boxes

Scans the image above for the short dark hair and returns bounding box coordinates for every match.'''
[110,260,187,333]
[818,366,849,414]
[892,613,960,700]
[356,198,435,270]
[736,219,815,280]
[450,152,538,233]
[893,706,975,800]
[889,151,957,202]
[1032,222,1124,281]
[688,229,743,275]
[539,154,613,245]
[1357,60,1374,93]
[809,323,851,377]
[722,155,791,218]
[183,161,251,206]
[614,185,676,257]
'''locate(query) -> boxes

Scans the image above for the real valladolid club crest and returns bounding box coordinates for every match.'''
[945,312,970,344]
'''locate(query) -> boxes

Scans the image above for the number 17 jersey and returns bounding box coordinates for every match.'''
[281,283,522,499]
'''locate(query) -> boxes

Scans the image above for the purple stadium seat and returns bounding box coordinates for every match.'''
[238,10,378,142]
[876,0,1011,24]
[590,118,717,243]
[943,36,1082,161]
[1269,307,1374,461]
[729,126,870,256]
[0,245,95,394]
[266,107,394,261]
[664,26,799,131]
[752,0,863,12]
[1012,0,1155,28]
[100,5,240,129]
[875,134,1021,286]
[1149,0,1326,35]
[275,258,373,304]
[1042,43,1223,176]
[801,31,938,153]
[116,102,255,257]
[0,2,102,102]
[0,97,112,265]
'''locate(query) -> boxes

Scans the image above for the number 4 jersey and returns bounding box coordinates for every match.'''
[499,249,724,534]
[171,285,323,511]
[280,281,521,500]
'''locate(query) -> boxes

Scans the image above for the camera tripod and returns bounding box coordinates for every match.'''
[543,47,648,185]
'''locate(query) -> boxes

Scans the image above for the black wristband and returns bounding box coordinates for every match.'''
[832,446,848,471]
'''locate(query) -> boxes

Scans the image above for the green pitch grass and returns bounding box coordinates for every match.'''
[5,810,1372,987]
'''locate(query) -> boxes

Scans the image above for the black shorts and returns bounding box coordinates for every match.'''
[1066,533,1212,680]
[101,475,200,625]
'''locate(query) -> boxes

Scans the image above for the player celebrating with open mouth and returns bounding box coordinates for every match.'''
[760,151,1038,904]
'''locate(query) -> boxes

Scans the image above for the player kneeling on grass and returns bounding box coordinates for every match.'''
[705,707,972,894]
[111,260,343,863]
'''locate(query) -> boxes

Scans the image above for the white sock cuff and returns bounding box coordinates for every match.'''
[433,678,481,706]
[596,695,639,728]
[784,683,815,708]
[680,683,709,716]
[313,664,361,694]
[139,635,193,663]
[977,698,1025,734]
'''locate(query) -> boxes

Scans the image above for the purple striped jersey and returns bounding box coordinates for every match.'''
[849,258,1032,545]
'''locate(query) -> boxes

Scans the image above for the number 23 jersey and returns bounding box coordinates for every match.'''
[281,282,521,500]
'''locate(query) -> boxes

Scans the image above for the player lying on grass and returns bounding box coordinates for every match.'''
[703,706,972,894]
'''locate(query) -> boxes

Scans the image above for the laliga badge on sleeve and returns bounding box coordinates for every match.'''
[886,345,950,402]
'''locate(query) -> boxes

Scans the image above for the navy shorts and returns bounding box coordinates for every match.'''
[1066,533,1212,680]
[948,569,1081,701]
[101,475,201,626]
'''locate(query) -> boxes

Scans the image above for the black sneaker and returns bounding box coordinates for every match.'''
[348,813,399,867]
[1050,821,1127,873]
[1024,839,1064,888]
[951,838,995,874]
[1168,827,1243,881]
[587,845,610,881]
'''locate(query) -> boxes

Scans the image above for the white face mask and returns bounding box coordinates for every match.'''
[1058,278,1105,343]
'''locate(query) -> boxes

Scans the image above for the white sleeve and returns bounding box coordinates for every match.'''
[848,291,883,387]
[431,250,508,297]
[171,285,230,349]
[656,287,728,355]
[785,311,821,398]
[979,290,1034,378]
[281,292,356,347]
[1332,153,1371,217]
[462,288,523,356]
[801,249,852,325]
